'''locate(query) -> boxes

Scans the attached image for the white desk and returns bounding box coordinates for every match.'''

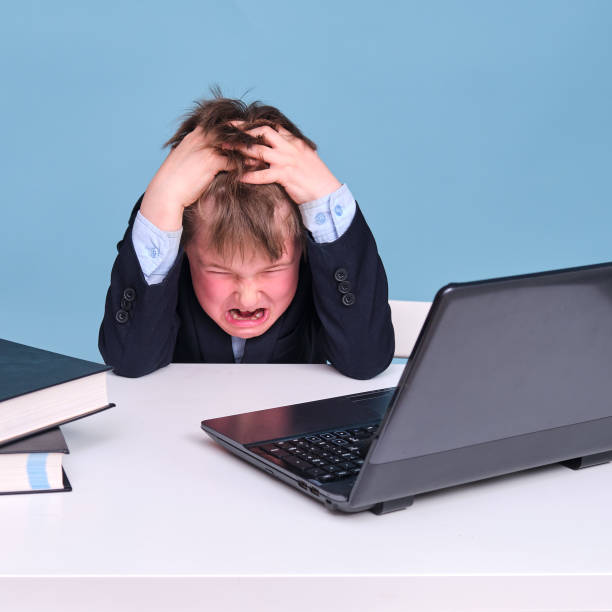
[2,363,612,611]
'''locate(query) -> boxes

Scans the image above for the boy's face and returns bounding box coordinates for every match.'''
[185,234,301,339]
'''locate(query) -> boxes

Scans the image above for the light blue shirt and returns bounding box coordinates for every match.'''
[132,183,357,362]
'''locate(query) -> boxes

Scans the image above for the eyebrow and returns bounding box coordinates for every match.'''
[204,258,294,271]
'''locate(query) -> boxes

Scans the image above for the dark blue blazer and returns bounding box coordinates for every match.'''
[99,194,394,379]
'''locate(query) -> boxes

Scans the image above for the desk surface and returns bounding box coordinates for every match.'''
[2,361,612,577]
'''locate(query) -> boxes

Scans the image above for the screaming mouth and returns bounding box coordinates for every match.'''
[229,308,266,321]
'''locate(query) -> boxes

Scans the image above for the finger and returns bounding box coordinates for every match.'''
[222,155,236,171]
[227,142,282,164]
[239,168,277,184]
[274,124,294,139]
[240,125,287,149]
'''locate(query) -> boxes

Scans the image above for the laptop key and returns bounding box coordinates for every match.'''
[283,456,313,471]
[323,465,340,473]
[260,444,280,452]
[318,474,336,483]
[306,467,325,478]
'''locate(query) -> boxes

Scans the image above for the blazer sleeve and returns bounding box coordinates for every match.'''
[98,193,184,377]
[305,202,395,380]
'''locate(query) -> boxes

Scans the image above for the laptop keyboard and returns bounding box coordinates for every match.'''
[247,423,380,484]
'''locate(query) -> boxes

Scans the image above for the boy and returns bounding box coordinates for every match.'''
[99,91,394,379]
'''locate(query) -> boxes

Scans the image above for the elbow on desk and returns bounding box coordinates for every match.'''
[330,339,395,381]
[98,330,170,378]
[333,356,394,380]
[107,359,168,379]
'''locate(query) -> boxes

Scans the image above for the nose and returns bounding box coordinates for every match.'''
[236,278,260,310]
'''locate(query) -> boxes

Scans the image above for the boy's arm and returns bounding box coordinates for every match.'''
[98,193,185,378]
[225,123,394,379]
[99,126,233,377]
[301,185,395,380]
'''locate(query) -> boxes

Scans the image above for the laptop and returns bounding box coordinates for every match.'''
[201,261,612,514]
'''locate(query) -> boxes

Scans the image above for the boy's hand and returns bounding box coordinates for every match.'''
[224,121,342,204]
[140,126,233,231]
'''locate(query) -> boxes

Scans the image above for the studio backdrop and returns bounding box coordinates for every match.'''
[2,0,611,361]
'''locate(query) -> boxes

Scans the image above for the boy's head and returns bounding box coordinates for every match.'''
[163,87,317,338]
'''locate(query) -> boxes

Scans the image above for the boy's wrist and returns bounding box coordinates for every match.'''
[299,183,356,244]
[140,190,184,232]
[298,177,342,205]
[132,210,183,286]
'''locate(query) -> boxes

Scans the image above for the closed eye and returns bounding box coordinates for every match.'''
[207,269,232,275]
[263,268,290,275]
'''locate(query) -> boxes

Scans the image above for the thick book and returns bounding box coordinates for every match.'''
[0,427,72,495]
[0,338,114,445]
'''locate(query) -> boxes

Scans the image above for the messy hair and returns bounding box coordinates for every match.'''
[162,85,317,261]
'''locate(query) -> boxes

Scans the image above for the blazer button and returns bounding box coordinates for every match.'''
[337,280,352,294]
[342,292,356,307]
[334,268,348,282]
[123,287,136,302]
[115,309,129,324]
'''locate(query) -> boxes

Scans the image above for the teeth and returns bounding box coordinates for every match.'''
[230,308,265,321]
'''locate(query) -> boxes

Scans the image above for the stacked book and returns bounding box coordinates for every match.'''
[0,339,113,495]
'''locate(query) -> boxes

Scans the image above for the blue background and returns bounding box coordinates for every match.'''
[2,0,611,362]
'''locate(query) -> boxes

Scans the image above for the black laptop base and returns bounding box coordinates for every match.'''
[205,423,612,515]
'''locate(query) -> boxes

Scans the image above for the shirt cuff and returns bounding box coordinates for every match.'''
[131,210,183,285]
[299,183,357,243]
